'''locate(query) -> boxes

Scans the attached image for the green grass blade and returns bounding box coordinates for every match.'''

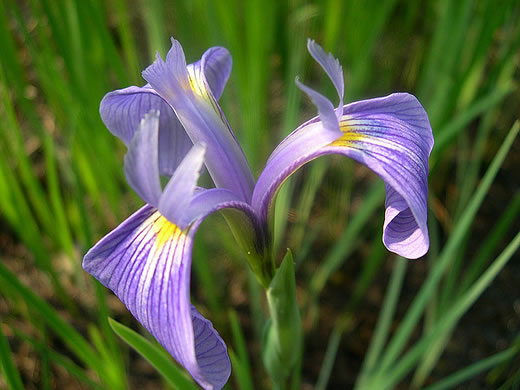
[459,191,520,293]
[229,349,255,390]
[379,230,520,389]
[432,86,513,159]
[13,327,105,390]
[0,323,24,390]
[315,325,342,390]
[422,346,518,390]
[228,310,255,390]
[310,181,384,295]
[108,318,199,390]
[0,263,104,378]
[355,257,407,390]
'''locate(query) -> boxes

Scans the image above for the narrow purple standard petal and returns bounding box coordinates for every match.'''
[253,93,433,259]
[306,39,344,119]
[142,38,255,202]
[295,79,341,133]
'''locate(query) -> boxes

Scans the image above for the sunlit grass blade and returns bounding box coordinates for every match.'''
[310,181,384,295]
[0,64,56,241]
[315,324,342,390]
[422,344,518,390]
[111,0,140,82]
[431,85,513,158]
[108,318,199,390]
[412,190,520,387]
[355,257,407,390]
[376,230,520,389]
[0,263,110,384]
[0,323,24,390]
[228,310,255,390]
[141,0,168,59]
[13,327,105,390]
[229,350,255,390]
[341,0,400,99]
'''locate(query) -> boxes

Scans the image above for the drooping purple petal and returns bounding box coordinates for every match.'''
[142,38,255,203]
[82,206,228,389]
[83,187,264,388]
[253,93,433,259]
[158,143,206,228]
[307,39,344,119]
[124,110,162,206]
[100,86,192,176]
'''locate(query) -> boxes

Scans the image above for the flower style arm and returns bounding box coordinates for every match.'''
[83,111,261,389]
[253,42,433,259]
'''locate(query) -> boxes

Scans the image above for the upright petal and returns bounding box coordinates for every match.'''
[295,79,341,133]
[100,86,192,176]
[271,40,345,168]
[142,38,255,202]
[124,110,162,206]
[158,143,206,228]
[307,39,344,120]
[253,93,433,259]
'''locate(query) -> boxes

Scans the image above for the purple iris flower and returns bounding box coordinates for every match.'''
[83,38,433,389]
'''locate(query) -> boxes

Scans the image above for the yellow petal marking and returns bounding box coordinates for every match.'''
[144,212,183,250]
[329,120,366,147]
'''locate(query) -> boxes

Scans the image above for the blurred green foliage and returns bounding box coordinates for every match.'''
[0,0,519,389]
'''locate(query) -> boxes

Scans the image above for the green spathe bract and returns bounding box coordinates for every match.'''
[263,249,302,384]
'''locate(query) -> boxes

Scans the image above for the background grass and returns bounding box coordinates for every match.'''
[0,0,519,389]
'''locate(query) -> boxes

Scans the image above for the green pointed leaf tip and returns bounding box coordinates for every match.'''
[108,318,199,390]
[263,249,302,382]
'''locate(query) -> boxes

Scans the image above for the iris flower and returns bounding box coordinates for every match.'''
[83,38,433,389]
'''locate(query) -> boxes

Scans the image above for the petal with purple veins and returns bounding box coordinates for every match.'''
[187,47,232,102]
[123,110,162,206]
[83,177,263,389]
[253,93,433,259]
[100,86,192,176]
[142,38,255,202]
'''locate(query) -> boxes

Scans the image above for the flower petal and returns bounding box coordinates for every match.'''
[187,47,232,101]
[295,79,341,133]
[253,93,433,259]
[100,86,192,176]
[158,143,206,228]
[142,38,255,202]
[124,110,162,206]
[82,205,231,389]
[307,39,344,119]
